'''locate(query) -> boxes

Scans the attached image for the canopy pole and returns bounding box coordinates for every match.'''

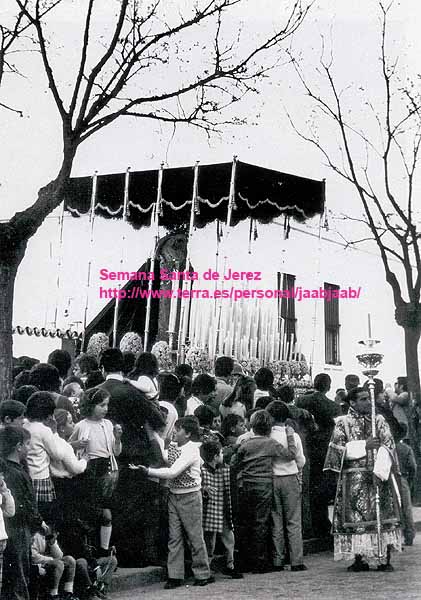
[112,168,130,348]
[214,155,237,358]
[81,171,98,352]
[53,201,65,329]
[178,161,199,363]
[144,163,164,351]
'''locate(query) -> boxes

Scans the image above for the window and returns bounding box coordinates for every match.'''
[278,273,297,360]
[324,282,341,365]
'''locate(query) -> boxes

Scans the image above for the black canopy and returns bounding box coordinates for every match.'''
[63,161,325,230]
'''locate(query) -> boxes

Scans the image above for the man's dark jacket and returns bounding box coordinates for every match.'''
[100,378,165,466]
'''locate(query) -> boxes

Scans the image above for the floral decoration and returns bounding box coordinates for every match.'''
[86,332,110,360]
[185,346,212,373]
[239,357,261,375]
[119,331,143,355]
[151,340,173,370]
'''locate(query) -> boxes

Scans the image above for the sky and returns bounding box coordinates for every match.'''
[0,0,420,368]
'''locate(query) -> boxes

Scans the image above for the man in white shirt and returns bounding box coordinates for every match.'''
[267,401,306,572]
[185,374,217,416]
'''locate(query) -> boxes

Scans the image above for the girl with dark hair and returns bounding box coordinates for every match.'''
[129,353,159,400]
[220,376,256,419]
[23,392,64,522]
[69,389,122,557]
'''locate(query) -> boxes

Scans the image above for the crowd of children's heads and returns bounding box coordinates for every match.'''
[0,349,314,596]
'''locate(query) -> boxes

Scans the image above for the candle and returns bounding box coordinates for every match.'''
[368,313,372,338]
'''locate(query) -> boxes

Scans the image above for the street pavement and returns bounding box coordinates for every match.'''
[109,537,421,600]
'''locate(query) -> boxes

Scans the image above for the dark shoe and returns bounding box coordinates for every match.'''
[347,561,369,572]
[377,564,394,572]
[164,579,184,589]
[193,576,215,586]
[91,587,107,600]
[61,594,80,600]
[270,565,285,572]
[291,564,308,572]
[220,566,244,579]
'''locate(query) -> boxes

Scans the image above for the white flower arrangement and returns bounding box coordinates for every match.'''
[185,346,212,373]
[239,357,261,375]
[119,331,143,355]
[270,359,310,383]
[151,340,173,371]
[86,332,110,360]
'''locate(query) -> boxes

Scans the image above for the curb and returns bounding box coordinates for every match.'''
[109,520,421,593]
[109,566,165,593]
[109,535,334,592]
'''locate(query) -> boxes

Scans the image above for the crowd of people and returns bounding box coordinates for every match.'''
[0,348,417,598]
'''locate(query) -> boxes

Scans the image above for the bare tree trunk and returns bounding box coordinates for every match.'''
[398,312,421,503]
[0,143,76,400]
[395,303,421,400]
[404,325,421,404]
[0,247,25,401]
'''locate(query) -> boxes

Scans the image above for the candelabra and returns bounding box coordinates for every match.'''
[356,336,384,561]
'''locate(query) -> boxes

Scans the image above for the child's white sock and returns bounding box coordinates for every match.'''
[100,525,112,549]
[63,581,74,593]
[49,588,59,597]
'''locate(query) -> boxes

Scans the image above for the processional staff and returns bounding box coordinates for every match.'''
[178,161,200,363]
[112,168,130,347]
[144,163,164,351]
[81,171,98,351]
[214,155,238,358]
[356,317,384,563]
[53,201,66,329]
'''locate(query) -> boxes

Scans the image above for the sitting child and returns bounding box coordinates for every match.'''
[129,416,212,589]
[201,439,242,579]
[60,518,117,600]
[31,527,78,600]
[230,410,297,573]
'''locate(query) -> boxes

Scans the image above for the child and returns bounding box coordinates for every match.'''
[266,401,307,571]
[194,405,223,445]
[23,392,65,523]
[230,409,297,573]
[201,439,242,579]
[220,376,256,419]
[50,409,87,532]
[394,422,417,546]
[221,414,247,464]
[0,400,26,427]
[60,519,118,600]
[129,353,159,400]
[0,464,15,597]
[69,388,122,557]
[1,426,44,600]
[129,416,212,589]
[31,527,78,600]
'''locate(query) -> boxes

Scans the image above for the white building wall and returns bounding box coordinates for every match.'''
[12,213,408,393]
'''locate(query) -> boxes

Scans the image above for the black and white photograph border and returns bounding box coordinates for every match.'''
[0,1,420,599]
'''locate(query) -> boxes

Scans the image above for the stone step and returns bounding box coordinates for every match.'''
[109,508,421,593]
